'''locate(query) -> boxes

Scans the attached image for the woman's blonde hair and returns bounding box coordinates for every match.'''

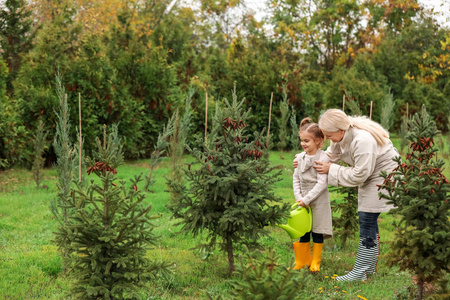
[318,109,389,146]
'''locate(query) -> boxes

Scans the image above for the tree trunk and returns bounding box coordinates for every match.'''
[226,235,235,276]
[416,277,424,300]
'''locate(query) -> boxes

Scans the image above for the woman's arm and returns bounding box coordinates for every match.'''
[326,135,377,187]
[302,154,329,205]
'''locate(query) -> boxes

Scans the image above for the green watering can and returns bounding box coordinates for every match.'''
[276,203,312,239]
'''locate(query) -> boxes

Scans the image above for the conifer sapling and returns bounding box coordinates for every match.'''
[54,124,170,299]
[32,117,47,188]
[167,88,290,275]
[378,106,450,300]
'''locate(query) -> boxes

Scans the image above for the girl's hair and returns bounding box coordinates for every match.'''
[318,109,389,146]
[299,118,325,147]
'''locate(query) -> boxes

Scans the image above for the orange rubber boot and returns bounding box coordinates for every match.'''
[293,241,311,270]
[309,243,323,272]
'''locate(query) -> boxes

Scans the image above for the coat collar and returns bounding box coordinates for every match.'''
[299,150,321,172]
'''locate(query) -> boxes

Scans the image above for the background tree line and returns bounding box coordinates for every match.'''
[0,0,449,169]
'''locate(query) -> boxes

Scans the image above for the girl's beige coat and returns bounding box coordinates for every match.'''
[293,150,332,239]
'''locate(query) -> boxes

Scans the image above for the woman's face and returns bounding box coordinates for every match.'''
[322,129,345,143]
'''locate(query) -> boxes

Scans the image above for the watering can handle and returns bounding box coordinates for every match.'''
[290,203,311,214]
[291,203,300,210]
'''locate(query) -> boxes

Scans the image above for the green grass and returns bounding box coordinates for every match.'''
[0,144,448,299]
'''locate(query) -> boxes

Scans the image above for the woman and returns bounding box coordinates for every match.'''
[294,109,398,281]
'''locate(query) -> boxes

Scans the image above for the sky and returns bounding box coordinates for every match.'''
[245,0,450,28]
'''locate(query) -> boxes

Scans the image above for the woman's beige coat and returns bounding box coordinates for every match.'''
[326,127,398,213]
[293,150,332,239]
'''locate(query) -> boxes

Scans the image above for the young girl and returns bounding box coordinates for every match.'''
[292,118,332,272]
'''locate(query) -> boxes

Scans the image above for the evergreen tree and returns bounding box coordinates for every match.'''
[54,124,170,299]
[230,246,310,299]
[289,105,300,152]
[166,88,290,275]
[144,112,176,191]
[380,87,395,131]
[278,87,289,158]
[32,117,47,188]
[330,186,359,246]
[52,73,74,223]
[379,106,450,300]
[169,88,194,189]
[0,0,35,92]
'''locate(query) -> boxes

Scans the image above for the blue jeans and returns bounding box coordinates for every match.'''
[358,212,380,249]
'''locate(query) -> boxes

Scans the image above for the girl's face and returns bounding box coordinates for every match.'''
[299,131,322,155]
[322,129,345,143]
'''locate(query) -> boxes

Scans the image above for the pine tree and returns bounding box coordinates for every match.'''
[53,124,170,299]
[32,117,47,188]
[379,106,450,300]
[166,88,290,275]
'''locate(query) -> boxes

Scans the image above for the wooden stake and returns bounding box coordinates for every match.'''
[267,92,273,140]
[342,94,345,111]
[78,93,82,182]
[205,93,208,142]
[369,101,373,120]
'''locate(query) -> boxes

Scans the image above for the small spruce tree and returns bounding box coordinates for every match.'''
[166,88,290,275]
[54,124,170,299]
[32,117,47,188]
[379,106,450,300]
[230,246,310,299]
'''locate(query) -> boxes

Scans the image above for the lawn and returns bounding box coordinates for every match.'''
[0,138,448,299]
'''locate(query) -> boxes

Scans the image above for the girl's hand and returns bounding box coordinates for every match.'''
[296,199,309,208]
[293,154,299,168]
[313,161,331,174]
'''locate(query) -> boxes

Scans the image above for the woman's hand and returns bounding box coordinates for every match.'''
[293,154,299,168]
[313,161,332,174]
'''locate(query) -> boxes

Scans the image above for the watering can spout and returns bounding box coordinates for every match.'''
[276,224,303,239]
[276,203,312,240]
